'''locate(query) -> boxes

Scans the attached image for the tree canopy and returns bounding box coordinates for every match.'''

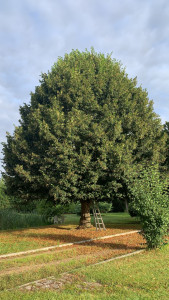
[2,49,166,226]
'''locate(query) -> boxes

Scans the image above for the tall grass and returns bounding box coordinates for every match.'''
[0,209,51,230]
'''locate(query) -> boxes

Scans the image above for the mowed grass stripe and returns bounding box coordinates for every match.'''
[16,249,144,290]
[0,246,168,300]
[0,247,145,291]
[0,230,140,259]
[0,231,144,273]
[0,232,145,290]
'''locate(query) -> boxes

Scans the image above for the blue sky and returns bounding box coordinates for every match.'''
[0,0,169,173]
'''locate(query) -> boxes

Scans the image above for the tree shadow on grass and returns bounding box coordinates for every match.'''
[105,223,141,230]
[10,229,144,252]
[8,222,142,244]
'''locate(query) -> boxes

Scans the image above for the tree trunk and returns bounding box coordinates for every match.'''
[124,198,129,213]
[78,200,92,229]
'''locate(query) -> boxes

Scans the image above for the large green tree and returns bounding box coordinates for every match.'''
[2,49,165,228]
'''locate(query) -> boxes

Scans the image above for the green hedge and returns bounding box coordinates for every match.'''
[0,209,50,230]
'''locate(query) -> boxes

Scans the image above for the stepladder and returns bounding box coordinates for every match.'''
[92,202,106,231]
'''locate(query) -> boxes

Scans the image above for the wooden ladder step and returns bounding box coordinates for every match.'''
[92,203,106,231]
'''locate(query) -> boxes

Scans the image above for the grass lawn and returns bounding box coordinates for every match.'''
[64,213,139,226]
[0,245,168,299]
[0,212,168,299]
[0,213,140,255]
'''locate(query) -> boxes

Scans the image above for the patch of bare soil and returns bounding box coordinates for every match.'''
[18,273,103,291]
[19,274,76,291]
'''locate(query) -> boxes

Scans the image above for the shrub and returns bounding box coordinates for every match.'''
[36,199,66,220]
[0,209,49,230]
[69,201,112,216]
[129,166,169,249]
[64,201,112,216]
[98,202,112,213]
[64,202,81,214]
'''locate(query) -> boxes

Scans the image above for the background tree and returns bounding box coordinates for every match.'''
[2,49,166,228]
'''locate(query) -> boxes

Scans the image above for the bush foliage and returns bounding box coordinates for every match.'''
[129,166,169,248]
[98,202,112,213]
[0,209,50,230]
[36,199,66,219]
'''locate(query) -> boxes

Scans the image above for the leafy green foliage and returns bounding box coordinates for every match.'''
[0,209,49,230]
[36,199,66,218]
[2,49,166,210]
[73,202,81,215]
[129,166,169,248]
[65,202,81,214]
[98,202,112,213]
[0,179,10,209]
